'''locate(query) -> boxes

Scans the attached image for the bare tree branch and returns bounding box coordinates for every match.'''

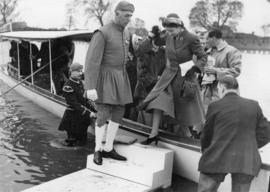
[189,0,243,31]
[69,0,113,27]
[0,0,18,25]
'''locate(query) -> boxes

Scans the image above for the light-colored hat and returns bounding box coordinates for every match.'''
[115,1,135,12]
[70,63,83,72]
[131,34,142,51]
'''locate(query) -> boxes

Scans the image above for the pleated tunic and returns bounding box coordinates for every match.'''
[84,22,133,105]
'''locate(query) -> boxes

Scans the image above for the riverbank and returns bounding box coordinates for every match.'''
[225,32,270,52]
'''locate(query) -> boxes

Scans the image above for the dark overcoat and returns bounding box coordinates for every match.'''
[134,38,166,101]
[19,42,38,76]
[199,92,270,176]
[139,30,207,126]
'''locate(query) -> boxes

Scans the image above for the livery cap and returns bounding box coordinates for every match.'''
[115,1,135,12]
[70,63,83,72]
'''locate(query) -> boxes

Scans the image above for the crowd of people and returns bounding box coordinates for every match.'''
[82,1,270,192]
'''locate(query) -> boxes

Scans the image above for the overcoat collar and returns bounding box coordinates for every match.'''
[216,40,227,51]
[174,29,187,41]
[224,90,239,97]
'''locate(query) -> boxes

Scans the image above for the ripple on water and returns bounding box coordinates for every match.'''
[0,81,94,192]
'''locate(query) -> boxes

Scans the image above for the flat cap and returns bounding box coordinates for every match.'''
[115,1,135,12]
[70,62,83,72]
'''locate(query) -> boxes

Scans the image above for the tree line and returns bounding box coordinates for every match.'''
[1,0,270,36]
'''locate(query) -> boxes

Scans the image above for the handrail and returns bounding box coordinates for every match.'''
[7,62,18,72]
[0,53,66,97]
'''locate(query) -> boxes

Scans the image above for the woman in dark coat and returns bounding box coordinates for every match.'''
[134,26,166,103]
[133,26,166,125]
[139,13,207,144]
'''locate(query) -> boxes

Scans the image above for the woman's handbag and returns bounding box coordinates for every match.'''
[179,65,200,99]
[180,79,197,99]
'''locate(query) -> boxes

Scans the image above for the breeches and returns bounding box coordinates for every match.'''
[96,104,125,126]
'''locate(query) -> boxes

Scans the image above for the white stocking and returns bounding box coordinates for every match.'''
[94,123,107,152]
[103,120,119,152]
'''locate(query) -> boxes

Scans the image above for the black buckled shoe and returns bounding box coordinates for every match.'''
[64,138,77,147]
[102,149,127,161]
[93,151,102,165]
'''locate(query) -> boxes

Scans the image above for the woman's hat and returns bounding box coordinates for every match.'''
[162,13,184,28]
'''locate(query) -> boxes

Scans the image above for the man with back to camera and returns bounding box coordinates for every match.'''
[84,1,135,165]
[198,75,270,192]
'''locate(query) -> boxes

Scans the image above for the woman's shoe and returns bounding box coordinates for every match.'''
[140,136,159,145]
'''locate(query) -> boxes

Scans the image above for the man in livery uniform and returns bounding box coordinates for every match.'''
[58,63,96,146]
[84,1,135,165]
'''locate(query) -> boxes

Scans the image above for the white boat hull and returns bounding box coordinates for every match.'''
[0,70,65,118]
[1,69,270,191]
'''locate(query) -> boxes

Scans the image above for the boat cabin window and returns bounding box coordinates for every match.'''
[3,37,90,97]
[32,38,75,95]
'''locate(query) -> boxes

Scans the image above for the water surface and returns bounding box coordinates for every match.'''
[0,82,94,191]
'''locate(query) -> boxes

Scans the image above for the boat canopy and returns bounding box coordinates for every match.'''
[0,30,93,94]
[0,30,92,42]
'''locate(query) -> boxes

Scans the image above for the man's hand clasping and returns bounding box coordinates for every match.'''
[86,89,98,101]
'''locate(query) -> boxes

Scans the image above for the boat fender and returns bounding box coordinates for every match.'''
[63,86,74,93]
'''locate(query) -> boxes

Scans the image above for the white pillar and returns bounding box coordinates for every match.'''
[16,42,20,79]
[48,40,54,94]
[29,43,34,85]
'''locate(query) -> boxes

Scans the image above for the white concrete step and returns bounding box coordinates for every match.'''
[22,169,150,192]
[87,143,174,189]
